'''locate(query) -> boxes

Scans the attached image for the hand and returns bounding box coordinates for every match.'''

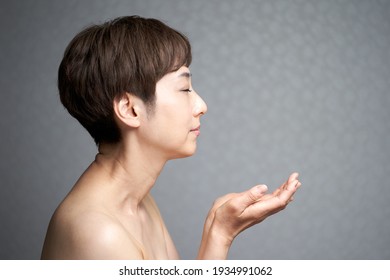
[198,172,301,259]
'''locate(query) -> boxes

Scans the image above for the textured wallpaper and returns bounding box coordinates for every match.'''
[0,0,389,259]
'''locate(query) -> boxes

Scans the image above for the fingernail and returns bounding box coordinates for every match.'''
[258,184,268,192]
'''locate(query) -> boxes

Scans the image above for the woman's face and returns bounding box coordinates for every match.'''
[140,66,208,159]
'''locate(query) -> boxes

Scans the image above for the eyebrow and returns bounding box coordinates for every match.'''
[177,72,192,78]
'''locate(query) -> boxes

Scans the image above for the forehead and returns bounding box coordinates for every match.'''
[156,66,191,90]
[167,66,191,80]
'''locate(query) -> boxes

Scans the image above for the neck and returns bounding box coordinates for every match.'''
[92,138,167,215]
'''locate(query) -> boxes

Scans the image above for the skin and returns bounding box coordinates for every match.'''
[41,66,300,260]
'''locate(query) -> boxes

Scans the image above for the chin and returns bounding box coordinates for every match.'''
[170,145,197,160]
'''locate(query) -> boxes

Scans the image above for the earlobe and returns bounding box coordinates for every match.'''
[113,93,141,128]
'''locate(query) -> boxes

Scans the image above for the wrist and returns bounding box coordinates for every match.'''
[209,222,234,248]
[197,221,233,260]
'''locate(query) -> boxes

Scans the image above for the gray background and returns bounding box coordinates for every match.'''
[1,0,389,260]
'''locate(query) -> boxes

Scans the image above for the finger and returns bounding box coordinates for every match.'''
[277,178,299,201]
[288,172,299,185]
[250,180,299,215]
[279,179,299,200]
[263,181,299,201]
[281,173,299,191]
[276,172,299,194]
[289,182,301,201]
[248,195,290,219]
[272,188,282,196]
[267,173,301,198]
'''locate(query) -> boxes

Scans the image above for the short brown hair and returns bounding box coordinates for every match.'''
[58,16,192,144]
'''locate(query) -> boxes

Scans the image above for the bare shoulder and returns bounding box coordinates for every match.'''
[41,203,143,260]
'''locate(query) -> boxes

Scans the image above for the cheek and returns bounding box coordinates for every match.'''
[153,104,185,134]
[158,98,191,124]
[161,109,189,137]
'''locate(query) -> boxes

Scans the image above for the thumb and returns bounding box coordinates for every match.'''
[237,185,268,210]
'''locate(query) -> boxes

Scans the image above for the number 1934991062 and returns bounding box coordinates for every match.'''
[212,266,272,276]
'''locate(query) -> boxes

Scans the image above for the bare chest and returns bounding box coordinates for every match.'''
[119,203,170,259]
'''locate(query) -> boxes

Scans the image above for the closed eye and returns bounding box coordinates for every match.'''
[181,89,193,93]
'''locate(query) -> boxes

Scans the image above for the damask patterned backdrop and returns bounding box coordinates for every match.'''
[1,0,389,259]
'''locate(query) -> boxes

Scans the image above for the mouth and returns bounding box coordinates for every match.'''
[190,125,201,136]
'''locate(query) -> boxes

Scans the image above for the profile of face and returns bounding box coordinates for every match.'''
[139,66,208,160]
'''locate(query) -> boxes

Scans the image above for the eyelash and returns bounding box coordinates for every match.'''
[182,89,192,93]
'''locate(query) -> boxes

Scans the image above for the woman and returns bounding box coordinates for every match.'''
[41,16,301,260]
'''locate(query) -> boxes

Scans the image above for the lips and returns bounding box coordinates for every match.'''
[190,125,200,136]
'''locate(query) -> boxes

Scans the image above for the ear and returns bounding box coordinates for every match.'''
[113,93,141,128]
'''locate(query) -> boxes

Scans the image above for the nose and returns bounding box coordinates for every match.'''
[192,90,208,117]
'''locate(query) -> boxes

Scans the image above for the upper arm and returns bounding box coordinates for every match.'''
[69,221,143,260]
[42,211,143,260]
